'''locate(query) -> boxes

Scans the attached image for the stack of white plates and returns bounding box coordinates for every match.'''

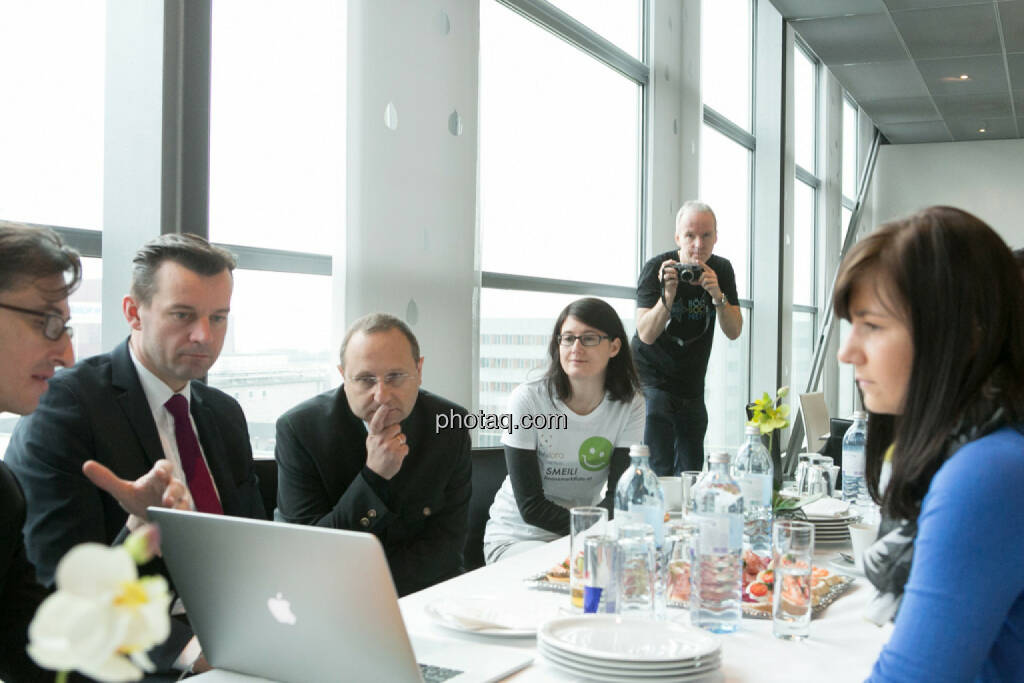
[538,615,721,682]
[805,510,859,544]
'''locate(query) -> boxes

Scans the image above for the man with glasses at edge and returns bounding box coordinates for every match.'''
[631,201,743,475]
[275,313,471,596]
[0,223,194,681]
[6,231,266,676]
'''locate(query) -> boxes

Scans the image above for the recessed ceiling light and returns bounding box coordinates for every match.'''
[979,127,987,133]
[959,74,969,80]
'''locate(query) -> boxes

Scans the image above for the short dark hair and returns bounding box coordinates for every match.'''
[0,221,82,300]
[543,297,640,404]
[131,233,236,304]
[339,313,421,366]
[833,206,1024,522]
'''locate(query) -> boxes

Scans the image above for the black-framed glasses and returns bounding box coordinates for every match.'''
[556,333,611,347]
[0,303,73,341]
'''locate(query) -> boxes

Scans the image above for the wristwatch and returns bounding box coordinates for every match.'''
[714,294,728,307]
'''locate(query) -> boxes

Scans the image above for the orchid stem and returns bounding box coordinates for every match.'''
[56,671,68,683]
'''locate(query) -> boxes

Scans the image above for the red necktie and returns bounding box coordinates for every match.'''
[164,394,223,515]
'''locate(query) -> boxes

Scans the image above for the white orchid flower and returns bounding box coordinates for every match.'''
[27,543,172,682]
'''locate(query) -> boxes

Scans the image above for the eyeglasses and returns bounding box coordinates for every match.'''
[349,371,412,391]
[0,302,73,341]
[556,333,611,347]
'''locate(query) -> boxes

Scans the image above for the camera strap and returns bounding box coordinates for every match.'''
[659,286,712,349]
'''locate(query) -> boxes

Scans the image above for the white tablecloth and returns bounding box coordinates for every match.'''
[399,537,893,682]
[194,536,893,682]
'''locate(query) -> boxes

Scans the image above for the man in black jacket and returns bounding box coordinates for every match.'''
[6,232,265,674]
[275,313,471,596]
[0,223,193,681]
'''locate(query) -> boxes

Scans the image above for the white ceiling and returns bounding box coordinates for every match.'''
[770,0,1024,143]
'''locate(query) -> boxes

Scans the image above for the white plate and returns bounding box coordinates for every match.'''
[539,615,721,662]
[540,644,719,681]
[538,639,721,672]
[424,595,557,637]
[828,554,864,577]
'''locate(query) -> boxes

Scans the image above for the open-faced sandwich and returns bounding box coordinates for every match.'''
[741,549,846,615]
[546,557,571,583]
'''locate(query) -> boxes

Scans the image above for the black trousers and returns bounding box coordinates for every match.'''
[642,386,708,475]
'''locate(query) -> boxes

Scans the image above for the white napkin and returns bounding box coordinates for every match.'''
[802,497,851,518]
[429,597,546,631]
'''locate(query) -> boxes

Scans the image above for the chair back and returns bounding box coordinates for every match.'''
[798,392,830,454]
[464,447,508,571]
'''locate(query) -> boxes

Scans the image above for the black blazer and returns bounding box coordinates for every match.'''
[0,462,50,682]
[275,387,471,596]
[5,339,266,589]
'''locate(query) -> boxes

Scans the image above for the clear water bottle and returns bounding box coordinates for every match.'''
[733,425,773,559]
[842,411,869,505]
[690,451,743,633]
[614,445,666,547]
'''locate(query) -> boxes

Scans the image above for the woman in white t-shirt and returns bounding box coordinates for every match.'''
[483,297,645,564]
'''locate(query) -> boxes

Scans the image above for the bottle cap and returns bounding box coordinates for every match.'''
[628,444,650,458]
[853,410,867,419]
[709,451,730,464]
[744,424,760,435]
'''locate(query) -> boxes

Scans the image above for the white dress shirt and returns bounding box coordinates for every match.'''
[129,344,222,507]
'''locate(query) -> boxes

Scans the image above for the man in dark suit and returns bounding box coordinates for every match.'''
[276,313,471,596]
[0,223,194,681]
[6,232,265,674]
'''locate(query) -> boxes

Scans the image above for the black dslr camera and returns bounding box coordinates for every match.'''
[669,262,704,284]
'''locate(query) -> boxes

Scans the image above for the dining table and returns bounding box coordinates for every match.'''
[192,529,893,682]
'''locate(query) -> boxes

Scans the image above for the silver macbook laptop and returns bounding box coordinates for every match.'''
[148,508,532,683]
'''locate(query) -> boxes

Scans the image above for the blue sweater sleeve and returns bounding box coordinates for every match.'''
[868,427,1024,683]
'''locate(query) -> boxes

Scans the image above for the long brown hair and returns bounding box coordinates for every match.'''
[833,206,1024,522]
[543,297,640,404]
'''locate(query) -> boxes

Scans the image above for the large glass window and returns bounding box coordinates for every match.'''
[794,46,816,175]
[545,0,643,58]
[792,182,816,308]
[789,45,819,399]
[207,270,334,457]
[698,0,755,455]
[205,0,343,455]
[701,0,752,131]
[842,98,858,203]
[699,125,751,298]
[479,1,641,287]
[0,1,105,230]
[208,0,345,252]
[477,0,645,440]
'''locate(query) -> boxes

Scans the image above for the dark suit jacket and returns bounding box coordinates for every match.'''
[0,462,50,682]
[275,388,471,596]
[5,338,265,670]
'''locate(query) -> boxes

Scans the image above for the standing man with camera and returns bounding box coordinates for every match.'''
[631,201,742,475]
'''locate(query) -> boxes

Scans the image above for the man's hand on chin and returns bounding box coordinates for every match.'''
[364,404,409,480]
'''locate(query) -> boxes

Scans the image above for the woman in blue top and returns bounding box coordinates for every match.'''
[833,206,1024,682]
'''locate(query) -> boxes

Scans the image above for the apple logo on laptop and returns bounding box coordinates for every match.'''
[267,592,297,625]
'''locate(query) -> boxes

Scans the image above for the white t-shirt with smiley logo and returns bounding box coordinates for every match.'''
[483,379,646,546]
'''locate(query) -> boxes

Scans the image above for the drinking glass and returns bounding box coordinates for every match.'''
[616,533,656,617]
[681,471,702,515]
[794,452,811,492]
[800,464,833,497]
[570,507,608,610]
[583,535,618,613]
[663,521,698,609]
[772,520,815,640]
